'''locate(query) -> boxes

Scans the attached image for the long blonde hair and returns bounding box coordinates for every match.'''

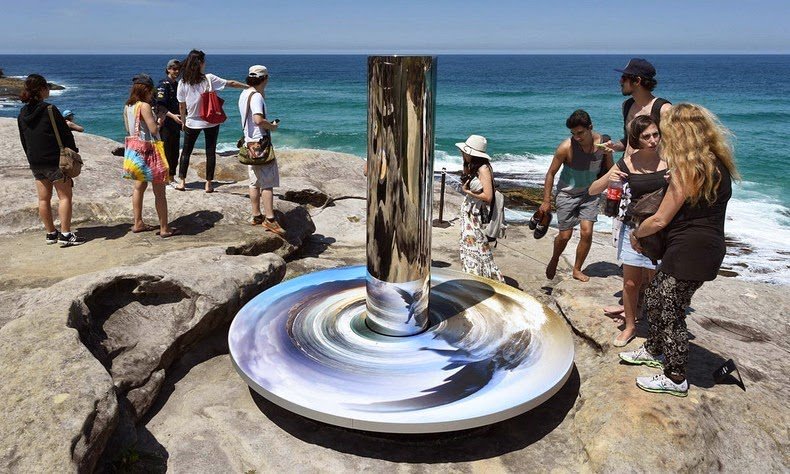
[660,103,740,206]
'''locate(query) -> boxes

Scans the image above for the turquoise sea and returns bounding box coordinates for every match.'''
[1,54,788,283]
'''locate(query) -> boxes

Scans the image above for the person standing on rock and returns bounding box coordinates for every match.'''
[124,74,179,238]
[541,110,613,282]
[17,74,85,247]
[589,115,667,347]
[237,65,285,236]
[619,104,739,397]
[156,59,183,186]
[175,49,246,193]
[457,134,504,282]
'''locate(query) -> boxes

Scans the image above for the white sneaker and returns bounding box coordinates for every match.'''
[636,374,688,397]
[619,345,665,369]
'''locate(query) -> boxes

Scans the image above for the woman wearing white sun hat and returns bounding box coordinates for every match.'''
[457,134,504,282]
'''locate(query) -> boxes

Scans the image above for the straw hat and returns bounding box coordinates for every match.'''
[455,134,491,160]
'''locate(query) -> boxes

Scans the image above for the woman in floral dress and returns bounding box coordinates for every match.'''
[456,134,504,282]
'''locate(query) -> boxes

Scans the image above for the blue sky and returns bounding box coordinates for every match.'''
[2,0,788,54]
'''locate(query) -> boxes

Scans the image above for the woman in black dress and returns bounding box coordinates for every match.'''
[619,103,740,397]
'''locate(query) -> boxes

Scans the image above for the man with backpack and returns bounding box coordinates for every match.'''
[604,58,672,158]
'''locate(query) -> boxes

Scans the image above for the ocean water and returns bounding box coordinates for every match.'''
[1,54,788,283]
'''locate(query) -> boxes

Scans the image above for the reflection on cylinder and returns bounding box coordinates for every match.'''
[366,56,437,337]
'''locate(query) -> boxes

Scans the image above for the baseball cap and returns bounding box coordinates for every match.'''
[615,58,656,79]
[62,109,74,118]
[248,65,269,78]
[132,73,154,87]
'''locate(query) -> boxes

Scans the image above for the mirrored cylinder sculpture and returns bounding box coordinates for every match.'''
[365,56,437,336]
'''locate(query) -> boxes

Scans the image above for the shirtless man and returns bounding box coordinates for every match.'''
[604,58,671,157]
[541,110,613,282]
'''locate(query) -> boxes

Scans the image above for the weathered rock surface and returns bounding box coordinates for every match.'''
[555,275,789,472]
[0,247,286,472]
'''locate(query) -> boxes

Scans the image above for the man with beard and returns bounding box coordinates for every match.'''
[604,58,671,159]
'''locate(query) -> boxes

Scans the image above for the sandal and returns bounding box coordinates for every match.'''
[156,228,182,238]
[131,223,158,233]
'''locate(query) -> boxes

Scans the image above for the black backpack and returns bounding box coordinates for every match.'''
[621,97,671,141]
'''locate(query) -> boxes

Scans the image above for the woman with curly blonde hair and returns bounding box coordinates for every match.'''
[618,103,740,397]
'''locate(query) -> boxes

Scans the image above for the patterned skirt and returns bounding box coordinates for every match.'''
[459,203,504,282]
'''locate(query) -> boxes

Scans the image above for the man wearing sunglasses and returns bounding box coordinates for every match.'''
[156,58,184,185]
[603,58,671,159]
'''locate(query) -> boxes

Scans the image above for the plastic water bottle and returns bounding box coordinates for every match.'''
[604,180,623,217]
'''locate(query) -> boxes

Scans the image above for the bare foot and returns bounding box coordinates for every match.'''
[612,328,636,347]
[205,181,214,193]
[546,257,559,279]
[603,305,625,315]
[572,269,590,282]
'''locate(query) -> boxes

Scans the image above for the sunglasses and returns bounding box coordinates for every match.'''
[640,131,660,140]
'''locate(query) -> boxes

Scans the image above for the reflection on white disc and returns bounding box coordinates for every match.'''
[229,266,574,433]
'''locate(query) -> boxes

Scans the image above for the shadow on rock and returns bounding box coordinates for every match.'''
[249,366,580,463]
[583,261,622,278]
[503,275,522,289]
[170,210,223,236]
[286,233,336,260]
[77,223,132,241]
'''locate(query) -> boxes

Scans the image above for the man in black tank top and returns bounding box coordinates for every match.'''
[604,58,671,158]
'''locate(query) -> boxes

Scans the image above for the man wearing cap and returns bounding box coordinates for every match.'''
[605,58,671,158]
[156,59,183,184]
[541,109,613,282]
[62,109,84,133]
[238,65,285,236]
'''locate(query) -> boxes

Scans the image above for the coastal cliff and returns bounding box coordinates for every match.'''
[0,120,787,472]
[0,72,65,101]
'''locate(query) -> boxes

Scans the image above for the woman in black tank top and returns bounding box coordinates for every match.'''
[621,104,740,397]
[590,116,667,347]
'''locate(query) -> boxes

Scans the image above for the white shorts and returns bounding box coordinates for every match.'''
[248,161,279,189]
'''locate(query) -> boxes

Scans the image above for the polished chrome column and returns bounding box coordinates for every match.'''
[365,56,437,336]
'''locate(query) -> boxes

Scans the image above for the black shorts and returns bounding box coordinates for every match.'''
[31,167,71,185]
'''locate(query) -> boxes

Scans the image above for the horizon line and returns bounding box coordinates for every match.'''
[1,51,788,56]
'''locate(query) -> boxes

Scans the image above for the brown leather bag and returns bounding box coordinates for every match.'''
[237,91,275,165]
[47,106,83,178]
[629,186,668,262]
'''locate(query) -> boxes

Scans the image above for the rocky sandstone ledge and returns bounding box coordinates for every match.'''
[0,75,65,101]
[0,118,787,473]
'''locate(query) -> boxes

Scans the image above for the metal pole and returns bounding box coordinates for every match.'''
[365,56,437,336]
[438,168,446,222]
